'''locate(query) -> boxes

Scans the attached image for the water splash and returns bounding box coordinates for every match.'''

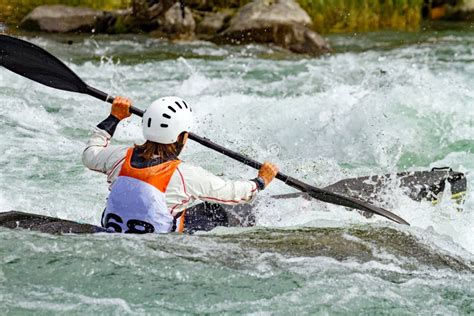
[1,32,474,315]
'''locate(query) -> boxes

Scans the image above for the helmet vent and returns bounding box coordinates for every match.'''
[183,101,188,109]
[175,101,183,109]
[168,106,176,113]
[163,113,171,119]
[147,118,152,127]
[161,124,168,128]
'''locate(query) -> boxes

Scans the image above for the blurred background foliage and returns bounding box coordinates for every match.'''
[0,0,445,33]
[299,0,425,33]
[0,0,130,26]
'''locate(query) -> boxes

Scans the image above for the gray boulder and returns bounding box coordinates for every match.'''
[227,0,312,30]
[105,9,134,33]
[20,5,112,33]
[127,0,174,31]
[274,24,330,55]
[447,0,474,20]
[197,11,232,36]
[148,0,176,20]
[215,0,330,55]
[156,2,196,39]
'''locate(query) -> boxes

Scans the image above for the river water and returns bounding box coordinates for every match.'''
[0,26,473,314]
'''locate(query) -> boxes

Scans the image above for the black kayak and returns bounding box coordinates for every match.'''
[0,168,466,234]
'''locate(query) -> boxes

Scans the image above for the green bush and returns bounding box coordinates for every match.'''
[0,0,129,26]
[298,0,425,33]
[1,0,425,33]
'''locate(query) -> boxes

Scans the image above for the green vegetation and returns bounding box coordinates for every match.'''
[1,0,426,33]
[0,0,129,25]
[185,0,426,33]
[299,0,425,33]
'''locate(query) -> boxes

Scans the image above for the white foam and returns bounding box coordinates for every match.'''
[1,36,473,257]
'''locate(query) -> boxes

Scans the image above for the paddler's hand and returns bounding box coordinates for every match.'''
[258,162,279,188]
[111,96,132,120]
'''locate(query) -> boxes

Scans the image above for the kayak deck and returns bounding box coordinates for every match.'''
[272,168,466,204]
[0,168,467,234]
[0,211,105,234]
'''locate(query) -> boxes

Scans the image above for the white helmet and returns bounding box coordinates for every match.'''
[142,96,193,144]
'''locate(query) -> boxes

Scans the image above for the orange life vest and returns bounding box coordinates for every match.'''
[103,148,186,233]
[119,148,181,193]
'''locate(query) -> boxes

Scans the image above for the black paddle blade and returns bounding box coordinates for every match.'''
[0,35,408,225]
[283,176,409,225]
[0,34,88,93]
[305,186,409,225]
[189,133,410,225]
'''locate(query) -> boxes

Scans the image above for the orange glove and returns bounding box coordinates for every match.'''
[258,162,279,188]
[111,96,132,120]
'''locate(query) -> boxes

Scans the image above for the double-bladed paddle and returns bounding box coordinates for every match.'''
[0,34,409,225]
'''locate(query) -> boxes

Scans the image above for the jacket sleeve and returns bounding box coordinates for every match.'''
[177,164,259,206]
[82,115,129,182]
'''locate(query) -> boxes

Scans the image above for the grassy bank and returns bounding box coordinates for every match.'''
[189,0,425,32]
[1,0,425,33]
[299,0,425,33]
[0,0,129,25]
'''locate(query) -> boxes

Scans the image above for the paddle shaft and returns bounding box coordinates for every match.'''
[85,88,410,224]
[92,87,388,209]
[91,87,315,190]
[0,34,409,224]
[186,134,366,207]
[86,86,144,116]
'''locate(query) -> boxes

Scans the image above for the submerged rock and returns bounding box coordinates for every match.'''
[20,5,112,33]
[215,0,330,55]
[210,227,473,272]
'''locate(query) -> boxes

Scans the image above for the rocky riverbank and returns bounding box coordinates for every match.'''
[18,0,330,55]
[4,0,474,56]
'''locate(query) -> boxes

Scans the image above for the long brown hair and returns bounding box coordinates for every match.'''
[135,132,187,161]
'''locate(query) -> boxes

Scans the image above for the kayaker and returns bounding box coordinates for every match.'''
[83,96,278,234]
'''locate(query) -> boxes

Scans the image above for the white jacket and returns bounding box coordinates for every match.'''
[82,127,258,216]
